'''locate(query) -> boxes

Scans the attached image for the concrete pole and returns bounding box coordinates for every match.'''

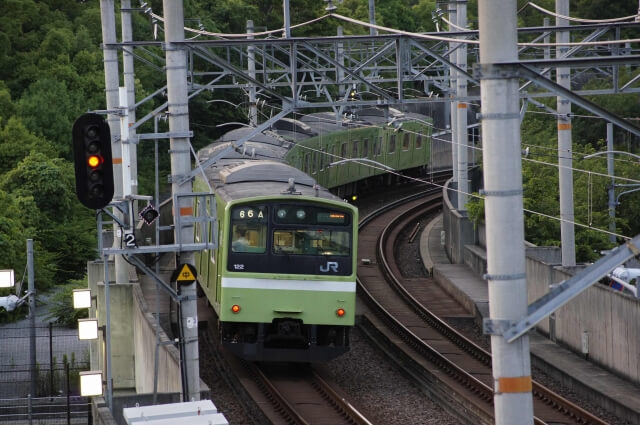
[121,0,138,195]
[449,4,458,190]
[162,0,200,402]
[28,239,35,403]
[607,123,616,242]
[99,0,128,285]
[283,0,291,38]
[456,1,468,210]
[478,0,534,423]
[247,20,258,127]
[368,0,377,36]
[556,0,576,266]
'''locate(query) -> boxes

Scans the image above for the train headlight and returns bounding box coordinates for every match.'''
[231,304,241,313]
[277,209,287,219]
[296,209,306,220]
[336,308,345,317]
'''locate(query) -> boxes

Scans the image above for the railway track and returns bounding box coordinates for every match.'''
[356,189,609,425]
[199,318,375,425]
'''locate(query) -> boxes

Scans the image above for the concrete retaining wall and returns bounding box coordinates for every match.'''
[449,217,640,385]
[132,284,182,393]
[442,180,476,264]
[525,252,640,384]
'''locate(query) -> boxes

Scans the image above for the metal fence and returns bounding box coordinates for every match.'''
[0,323,91,424]
[0,395,91,425]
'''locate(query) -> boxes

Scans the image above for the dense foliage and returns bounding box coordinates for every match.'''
[0,0,638,305]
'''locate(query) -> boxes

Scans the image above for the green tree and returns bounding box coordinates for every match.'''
[1,152,97,283]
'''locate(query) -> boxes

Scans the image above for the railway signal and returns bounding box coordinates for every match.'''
[72,113,114,209]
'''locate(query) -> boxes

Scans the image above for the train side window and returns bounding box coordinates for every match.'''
[312,151,317,174]
[389,134,396,154]
[319,147,326,171]
[402,133,410,151]
[352,140,359,158]
[375,137,382,156]
[304,153,310,172]
[341,143,347,161]
[416,134,423,149]
[362,139,369,158]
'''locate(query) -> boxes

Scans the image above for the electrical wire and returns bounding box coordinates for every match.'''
[147,10,331,39]
[526,2,640,24]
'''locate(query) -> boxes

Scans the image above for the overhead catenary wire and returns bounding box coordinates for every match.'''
[525,2,640,24]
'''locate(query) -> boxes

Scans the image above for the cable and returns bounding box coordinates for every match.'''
[526,2,640,24]
[148,10,331,39]
[330,11,640,48]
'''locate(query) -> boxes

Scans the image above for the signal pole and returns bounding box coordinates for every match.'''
[162,0,200,402]
[478,0,534,423]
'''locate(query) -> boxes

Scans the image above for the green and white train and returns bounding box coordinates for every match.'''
[194,158,358,362]
[193,107,448,362]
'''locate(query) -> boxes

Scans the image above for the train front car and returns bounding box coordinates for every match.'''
[197,160,358,362]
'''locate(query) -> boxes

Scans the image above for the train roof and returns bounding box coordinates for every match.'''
[205,160,343,203]
[198,141,288,162]
[217,127,283,145]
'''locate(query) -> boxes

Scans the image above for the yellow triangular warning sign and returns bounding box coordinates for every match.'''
[176,264,196,282]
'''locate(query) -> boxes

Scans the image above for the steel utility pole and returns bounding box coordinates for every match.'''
[162,0,200,402]
[478,0,534,423]
[247,20,258,127]
[556,0,576,267]
[121,0,138,195]
[368,0,377,36]
[449,3,458,192]
[28,239,35,407]
[607,123,616,242]
[456,0,468,210]
[283,0,291,38]
[99,0,127,286]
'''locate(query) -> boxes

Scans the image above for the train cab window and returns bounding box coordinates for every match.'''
[362,139,369,158]
[230,205,268,253]
[389,134,396,154]
[416,134,423,149]
[402,133,410,151]
[352,140,359,158]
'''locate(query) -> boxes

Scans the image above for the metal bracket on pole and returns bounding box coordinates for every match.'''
[483,319,516,336]
[133,131,193,142]
[501,234,640,343]
[126,255,181,302]
[473,63,521,80]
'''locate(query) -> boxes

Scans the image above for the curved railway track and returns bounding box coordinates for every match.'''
[356,189,609,425]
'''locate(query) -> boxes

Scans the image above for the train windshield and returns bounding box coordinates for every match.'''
[228,203,353,275]
[273,229,350,256]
